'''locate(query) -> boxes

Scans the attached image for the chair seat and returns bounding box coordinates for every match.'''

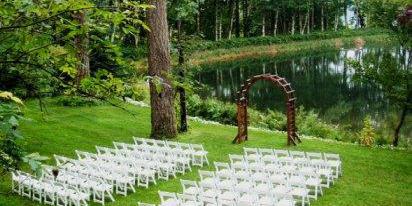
[184,187,199,195]
[160,199,180,206]
[218,191,237,200]
[290,187,309,196]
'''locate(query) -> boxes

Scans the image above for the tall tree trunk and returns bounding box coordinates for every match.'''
[334,13,339,31]
[228,0,235,39]
[235,0,240,37]
[214,0,219,41]
[321,5,324,32]
[273,9,279,36]
[344,4,348,28]
[177,20,187,133]
[291,14,295,35]
[306,9,310,33]
[196,3,201,34]
[393,104,408,146]
[73,11,90,87]
[299,13,303,34]
[242,0,250,37]
[262,14,266,37]
[147,0,177,139]
[219,12,222,40]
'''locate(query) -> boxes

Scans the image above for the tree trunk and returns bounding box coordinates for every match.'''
[228,0,235,39]
[147,0,177,139]
[177,20,187,133]
[273,9,279,36]
[235,0,240,37]
[242,0,250,37]
[219,12,222,40]
[306,9,310,33]
[262,14,266,37]
[73,11,90,87]
[393,104,408,146]
[321,5,324,32]
[196,3,201,34]
[334,13,339,31]
[291,14,295,35]
[215,0,219,41]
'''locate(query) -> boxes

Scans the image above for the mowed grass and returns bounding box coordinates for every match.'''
[0,100,411,206]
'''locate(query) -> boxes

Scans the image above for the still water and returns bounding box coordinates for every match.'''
[196,47,410,137]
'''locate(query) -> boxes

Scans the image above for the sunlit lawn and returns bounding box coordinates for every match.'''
[0,100,411,206]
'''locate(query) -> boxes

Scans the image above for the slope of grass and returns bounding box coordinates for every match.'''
[0,101,411,206]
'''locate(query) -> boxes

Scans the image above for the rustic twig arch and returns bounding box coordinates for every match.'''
[232,74,301,145]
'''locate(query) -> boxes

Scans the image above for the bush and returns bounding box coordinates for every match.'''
[359,116,376,147]
[187,95,347,141]
[124,81,149,102]
[56,96,101,107]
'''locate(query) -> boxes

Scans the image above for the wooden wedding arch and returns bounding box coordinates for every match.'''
[232,74,301,146]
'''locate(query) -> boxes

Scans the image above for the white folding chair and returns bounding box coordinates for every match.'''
[190,144,209,166]
[180,179,200,196]
[158,191,180,206]
[243,147,260,160]
[323,153,342,178]
[177,193,202,206]
[214,162,233,178]
[198,170,217,187]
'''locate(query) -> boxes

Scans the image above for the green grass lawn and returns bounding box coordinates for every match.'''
[1,101,411,206]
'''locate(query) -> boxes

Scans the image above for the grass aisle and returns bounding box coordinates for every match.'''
[0,101,411,206]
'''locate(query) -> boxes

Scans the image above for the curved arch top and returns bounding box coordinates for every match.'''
[232,73,301,145]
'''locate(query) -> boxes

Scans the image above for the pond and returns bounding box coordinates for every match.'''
[195,46,411,138]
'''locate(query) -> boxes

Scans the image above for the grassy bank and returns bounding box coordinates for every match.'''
[0,100,411,206]
[187,34,394,65]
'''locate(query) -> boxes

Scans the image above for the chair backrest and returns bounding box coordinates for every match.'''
[214,162,230,172]
[158,191,178,203]
[199,196,217,204]
[190,144,204,152]
[75,150,95,160]
[198,170,215,181]
[289,150,306,159]
[229,154,246,166]
[306,152,322,160]
[243,147,259,157]
[177,193,197,202]
[180,179,198,192]
[258,148,275,157]
[179,143,192,151]
[324,153,340,161]
[274,149,290,158]
[133,136,146,145]
[113,141,126,150]
[155,140,167,148]
[54,154,74,166]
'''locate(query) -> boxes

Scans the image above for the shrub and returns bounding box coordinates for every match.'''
[124,81,149,102]
[359,116,376,147]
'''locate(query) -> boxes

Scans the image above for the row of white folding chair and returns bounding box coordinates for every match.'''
[94,146,179,180]
[212,162,324,198]
[42,165,115,205]
[162,185,297,206]
[109,143,192,175]
[196,171,310,206]
[228,155,334,187]
[133,137,209,166]
[243,148,342,178]
[219,160,330,191]
[11,170,89,206]
[76,149,160,185]
[54,154,139,193]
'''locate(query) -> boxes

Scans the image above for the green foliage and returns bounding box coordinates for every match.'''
[349,51,411,109]
[0,92,47,175]
[186,94,348,141]
[359,116,376,147]
[0,0,150,100]
[124,80,150,102]
[296,106,342,140]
